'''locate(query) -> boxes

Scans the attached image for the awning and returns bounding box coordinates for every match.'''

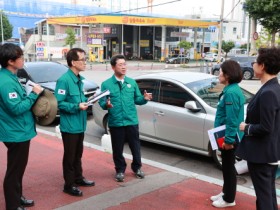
[47,14,219,28]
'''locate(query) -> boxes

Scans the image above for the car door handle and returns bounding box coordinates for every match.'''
[154,111,165,116]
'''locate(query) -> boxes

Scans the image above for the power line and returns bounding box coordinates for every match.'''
[224,0,242,20]
[100,0,182,15]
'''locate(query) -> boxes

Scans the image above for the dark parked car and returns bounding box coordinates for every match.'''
[211,56,256,80]
[17,61,99,124]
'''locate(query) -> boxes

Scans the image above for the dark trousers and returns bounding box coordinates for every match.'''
[61,132,84,189]
[3,141,30,210]
[110,125,142,173]
[221,148,236,203]
[247,162,278,210]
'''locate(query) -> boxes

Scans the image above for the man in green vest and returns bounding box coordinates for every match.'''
[55,48,94,197]
[99,54,152,182]
[0,43,43,210]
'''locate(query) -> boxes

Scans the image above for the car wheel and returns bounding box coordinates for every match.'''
[213,69,220,76]
[103,115,110,134]
[243,70,253,80]
[185,59,190,64]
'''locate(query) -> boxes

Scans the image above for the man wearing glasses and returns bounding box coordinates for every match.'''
[55,48,94,197]
[99,54,152,182]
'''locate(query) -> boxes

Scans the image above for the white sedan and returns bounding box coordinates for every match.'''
[92,72,253,168]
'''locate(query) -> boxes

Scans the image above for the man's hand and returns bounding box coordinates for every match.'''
[32,84,44,95]
[106,97,113,108]
[239,122,247,131]
[222,143,234,150]
[144,90,152,101]
[79,102,88,110]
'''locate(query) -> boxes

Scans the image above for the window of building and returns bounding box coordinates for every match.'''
[112,28,117,34]
[223,26,226,34]
[74,28,80,36]
[42,24,55,35]
[233,27,237,34]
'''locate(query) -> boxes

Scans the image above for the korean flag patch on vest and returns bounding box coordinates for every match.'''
[58,89,66,95]
[9,92,17,99]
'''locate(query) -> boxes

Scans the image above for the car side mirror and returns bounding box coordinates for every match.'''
[18,78,27,84]
[184,101,201,113]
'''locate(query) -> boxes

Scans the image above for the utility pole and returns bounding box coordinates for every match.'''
[218,0,225,61]
[0,11,4,44]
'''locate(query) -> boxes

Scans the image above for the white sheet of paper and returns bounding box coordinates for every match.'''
[25,80,37,95]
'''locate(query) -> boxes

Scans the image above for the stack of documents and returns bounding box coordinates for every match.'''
[208,125,240,150]
[87,89,110,105]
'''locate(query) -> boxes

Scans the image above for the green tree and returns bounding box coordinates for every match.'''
[64,27,76,49]
[255,28,280,48]
[240,43,248,50]
[0,11,13,42]
[178,40,192,54]
[255,28,272,48]
[244,0,280,46]
[222,41,235,57]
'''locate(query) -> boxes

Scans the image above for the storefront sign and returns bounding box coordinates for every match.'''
[87,33,103,46]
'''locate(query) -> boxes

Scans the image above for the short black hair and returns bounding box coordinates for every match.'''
[0,43,23,68]
[220,60,243,84]
[110,54,125,66]
[257,47,280,75]
[66,48,86,67]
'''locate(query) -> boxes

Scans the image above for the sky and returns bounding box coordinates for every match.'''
[137,0,241,19]
[122,0,242,18]
[43,0,242,20]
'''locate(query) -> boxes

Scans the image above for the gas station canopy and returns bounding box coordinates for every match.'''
[47,14,219,28]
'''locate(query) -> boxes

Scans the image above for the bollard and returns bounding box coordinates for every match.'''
[137,62,140,70]
[106,63,108,71]
[151,63,153,70]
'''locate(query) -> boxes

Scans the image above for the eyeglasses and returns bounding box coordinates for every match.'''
[251,61,257,67]
[117,63,127,67]
[75,58,87,62]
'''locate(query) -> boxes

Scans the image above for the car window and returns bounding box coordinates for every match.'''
[186,78,223,108]
[159,81,194,107]
[230,56,256,63]
[136,79,159,102]
[186,77,254,108]
[25,63,68,83]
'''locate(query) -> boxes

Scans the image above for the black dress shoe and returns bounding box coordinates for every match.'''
[20,196,34,207]
[16,206,26,210]
[75,178,95,187]
[63,186,83,196]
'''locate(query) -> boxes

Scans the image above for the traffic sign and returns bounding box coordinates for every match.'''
[36,42,45,58]
[253,32,258,40]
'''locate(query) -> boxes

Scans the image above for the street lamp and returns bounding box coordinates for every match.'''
[217,0,225,61]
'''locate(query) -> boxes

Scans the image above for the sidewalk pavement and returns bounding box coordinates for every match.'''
[57,59,209,72]
[0,130,275,210]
